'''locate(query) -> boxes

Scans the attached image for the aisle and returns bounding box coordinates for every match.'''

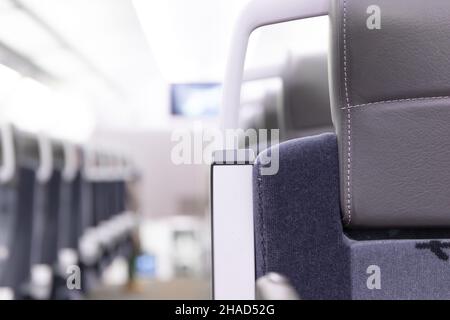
[89,278,211,300]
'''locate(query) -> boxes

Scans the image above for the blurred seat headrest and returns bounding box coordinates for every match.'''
[281,52,332,138]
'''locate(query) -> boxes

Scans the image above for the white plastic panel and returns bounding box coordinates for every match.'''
[212,164,255,300]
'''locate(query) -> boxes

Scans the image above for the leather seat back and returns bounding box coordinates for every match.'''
[329,0,450,228]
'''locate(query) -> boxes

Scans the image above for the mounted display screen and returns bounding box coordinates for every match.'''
[170,83,221,117]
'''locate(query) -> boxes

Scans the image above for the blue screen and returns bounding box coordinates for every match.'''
[170,83,221,117]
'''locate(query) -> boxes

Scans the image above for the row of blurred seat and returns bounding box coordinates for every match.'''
[0,124,137,300]
[239,52,332,151]
[278,53,331,139]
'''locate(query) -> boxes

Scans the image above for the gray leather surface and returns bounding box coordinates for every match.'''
[329,0,450,227]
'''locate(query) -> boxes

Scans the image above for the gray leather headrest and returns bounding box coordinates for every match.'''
[329,0,450,228]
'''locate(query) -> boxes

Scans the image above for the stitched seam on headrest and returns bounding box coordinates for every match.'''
[343,0,352,226]
[340,96,450,110]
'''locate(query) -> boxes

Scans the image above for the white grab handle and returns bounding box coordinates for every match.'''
[221,0,329,130]
[37,133,53,183]
[63,142,79,182]
[0,123,15,184]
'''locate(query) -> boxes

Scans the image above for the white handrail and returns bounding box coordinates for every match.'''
[36,133,53,183]
[0,123,15,184]
[221,0,329,130]
[62,142,79,182]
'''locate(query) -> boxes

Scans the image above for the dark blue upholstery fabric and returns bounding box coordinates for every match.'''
[254,133,450,299]
[30,170,61,266]
[254,133,351,299]
[348,238,450,299]
[0,167,35,297]
[57,174,82,251]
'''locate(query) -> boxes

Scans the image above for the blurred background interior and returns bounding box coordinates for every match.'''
[0,0,328,299]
